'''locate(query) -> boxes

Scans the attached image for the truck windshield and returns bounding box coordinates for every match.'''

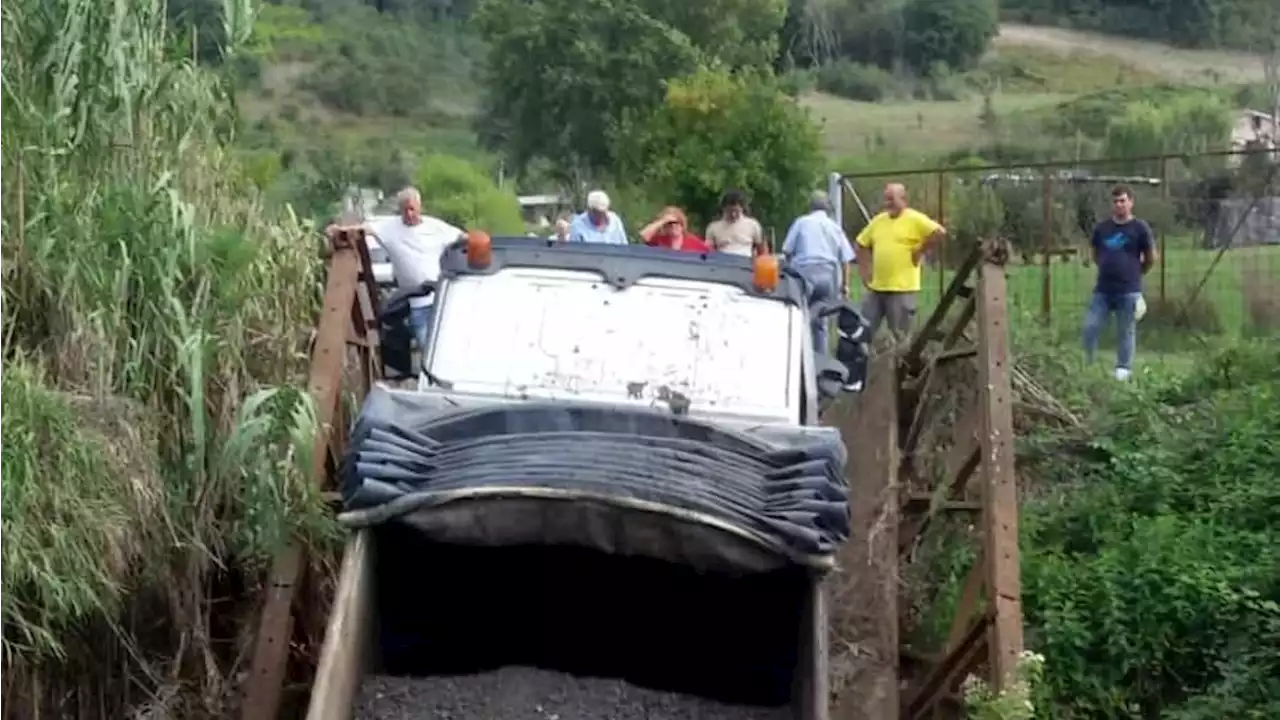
[425,267,804,424]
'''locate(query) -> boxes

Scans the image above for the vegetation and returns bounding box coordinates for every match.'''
[616,68,824,232]
[2,0,332,713]
[1015,338,1280,718]
[1002,0,1280,51]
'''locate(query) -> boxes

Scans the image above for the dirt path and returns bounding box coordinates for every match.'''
[995,23,1268,84]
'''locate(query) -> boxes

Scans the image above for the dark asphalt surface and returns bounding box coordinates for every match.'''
[354,668,793,720]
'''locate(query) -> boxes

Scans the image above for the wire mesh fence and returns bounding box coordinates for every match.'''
[838,149,1280,361]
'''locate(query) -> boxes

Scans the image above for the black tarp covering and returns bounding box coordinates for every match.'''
[339,387,852,574]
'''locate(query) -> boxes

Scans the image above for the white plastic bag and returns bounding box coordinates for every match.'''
[1135,294,1148,322]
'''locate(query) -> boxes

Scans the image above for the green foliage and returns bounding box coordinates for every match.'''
[640,0,789,69]
[414,154,525,233]
[243,3,330,61]
[474,0,704,174]
[902,0,999,71]
[1044,86,1224,140]
[1001,0,1278,51]
[296,5,480,119]
[1104,94,1234,173]
[2,0,334,695]
[615,67,824,231]
[816,60,897,101]
[1019,342,1280,717]
[1,363,136,659]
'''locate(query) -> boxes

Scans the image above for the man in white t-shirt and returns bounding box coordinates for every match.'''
[705,189,765,257]
[328,186,462,350]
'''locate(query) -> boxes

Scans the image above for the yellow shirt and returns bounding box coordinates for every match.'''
[855,208,942,292]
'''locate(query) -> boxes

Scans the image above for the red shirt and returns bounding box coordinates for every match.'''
[646,232,711,253]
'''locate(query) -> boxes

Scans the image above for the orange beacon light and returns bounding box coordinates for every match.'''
[466,230,493,269]
[752,254,780,292]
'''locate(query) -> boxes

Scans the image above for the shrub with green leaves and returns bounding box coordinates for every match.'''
[816,60,897,102]
[414,154,526,233]
[2,0,336,710]
[615,67,823,233]
[1019,342,1280,718]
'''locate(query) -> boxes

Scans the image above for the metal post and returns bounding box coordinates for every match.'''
[828,171,844,231]
[1159,157,1169,301]
[937,171,948,298]
[1040,173,1053,319]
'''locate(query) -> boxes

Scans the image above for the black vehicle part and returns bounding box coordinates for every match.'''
[339,387,851,574]
[378,282,435,380]
[362,520,812,716]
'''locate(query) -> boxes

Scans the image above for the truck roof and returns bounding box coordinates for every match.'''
[438,236,807,307]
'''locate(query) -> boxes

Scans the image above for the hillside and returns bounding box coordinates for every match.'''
[236,10,1272,203]
[995,22,1268,83]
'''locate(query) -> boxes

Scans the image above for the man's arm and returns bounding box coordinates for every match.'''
[854,223,874,286]
[1088,225,1101,266]
[832,221,856,295]
[1138,221,1157,274]
[914,214,946,263]
[611,214,629,245]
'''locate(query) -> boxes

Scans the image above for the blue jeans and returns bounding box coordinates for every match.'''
[1082,291,1139,370]
[409,305,434,353]
[795,262,840,353]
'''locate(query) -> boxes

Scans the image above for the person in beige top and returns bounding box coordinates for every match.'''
[705,190,765,257]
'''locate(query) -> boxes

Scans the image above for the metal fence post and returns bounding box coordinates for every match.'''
[937,171,948,297]
[1041,172,1053,319]
[1159,156,1169,302]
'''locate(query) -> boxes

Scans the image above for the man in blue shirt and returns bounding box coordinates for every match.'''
[783,191,856,352]
[1083,184,1158,381]
[568,189,629,245]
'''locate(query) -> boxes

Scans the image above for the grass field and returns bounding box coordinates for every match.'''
[800,23,1270,162]
[994,23,1269,84]
[801,91,1071,160]
[847,243,1280,361]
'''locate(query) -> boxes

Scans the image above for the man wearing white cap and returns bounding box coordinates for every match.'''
[568,189,629,245]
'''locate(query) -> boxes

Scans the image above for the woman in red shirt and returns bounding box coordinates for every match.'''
[640,207,711,253]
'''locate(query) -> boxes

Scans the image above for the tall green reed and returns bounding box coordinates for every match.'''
[1,0,336,706]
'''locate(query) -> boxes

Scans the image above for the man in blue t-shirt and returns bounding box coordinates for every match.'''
[1083,184,1158,381]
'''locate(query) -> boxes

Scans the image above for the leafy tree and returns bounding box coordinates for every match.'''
[473,0,704,176]
[901,0,997,71]
[615,67,823,232]
[640,0,789,68]
[414,154,526,233]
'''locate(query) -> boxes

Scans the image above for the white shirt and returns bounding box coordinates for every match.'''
[367,215,462,308]
[705,216,763,257]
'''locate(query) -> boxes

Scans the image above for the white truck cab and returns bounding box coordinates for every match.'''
[379,234,868,427]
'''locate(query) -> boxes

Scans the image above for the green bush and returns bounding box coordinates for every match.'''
[414,154,525,233]
[816,61,896,102]
[1018,343,1280,717]
[615,67,823,233]
[902,0,999,72]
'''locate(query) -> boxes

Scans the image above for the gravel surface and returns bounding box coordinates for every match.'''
[354,668,793,720]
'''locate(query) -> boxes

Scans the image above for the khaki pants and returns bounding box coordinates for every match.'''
[860,290,917,341]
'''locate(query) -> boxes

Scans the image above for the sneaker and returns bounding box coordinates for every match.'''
[1114,367,1132,381]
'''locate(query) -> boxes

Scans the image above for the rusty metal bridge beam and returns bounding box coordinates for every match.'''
[241,228,381,720]
[897,244,1025,720]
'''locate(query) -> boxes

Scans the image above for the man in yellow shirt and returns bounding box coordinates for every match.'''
[855,183,947,340]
